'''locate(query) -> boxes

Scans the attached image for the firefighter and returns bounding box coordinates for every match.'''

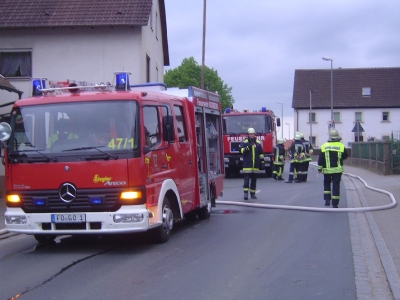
[239,127,265,200]
[285,132,305,183]
[299,132,314,182]
[272,137,286,180]
[317,128,348,208]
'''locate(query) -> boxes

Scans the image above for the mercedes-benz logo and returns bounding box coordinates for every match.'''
[59,183,77,203]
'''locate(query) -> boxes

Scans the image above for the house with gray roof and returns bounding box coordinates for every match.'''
[292,67,400,147]
[0,0,169,108]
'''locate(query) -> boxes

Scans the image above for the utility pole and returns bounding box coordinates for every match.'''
[201,0,206,90]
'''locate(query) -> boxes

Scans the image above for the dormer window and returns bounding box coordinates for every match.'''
[362,87,371,97]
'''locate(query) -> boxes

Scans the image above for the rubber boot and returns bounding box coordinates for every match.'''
[332,199,339,208]
[244,192,248,200]
[251,193,257,199]
[325,200,331,206]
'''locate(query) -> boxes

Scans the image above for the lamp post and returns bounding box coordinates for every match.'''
[322,57,333,123]
[277,101,283,138]
[309,91,313,144]
[201,0,206,89]
[285,122,290,140]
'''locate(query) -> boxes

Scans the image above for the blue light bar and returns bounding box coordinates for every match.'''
[225,108,230,113]
[115,72,131,91]
[33,198,45,206]
[90,197,102,204]
[261,107,267,112]
[32,78,47,97]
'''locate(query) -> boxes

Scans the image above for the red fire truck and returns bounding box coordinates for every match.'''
[222,107,280,177]
[0,73,224,243]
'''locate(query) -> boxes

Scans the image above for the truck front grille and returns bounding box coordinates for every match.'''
[17,188,122,213]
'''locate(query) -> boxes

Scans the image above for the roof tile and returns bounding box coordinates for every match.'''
[0,0,152,28]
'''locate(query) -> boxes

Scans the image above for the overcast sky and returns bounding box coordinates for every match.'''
[164,0,400,138]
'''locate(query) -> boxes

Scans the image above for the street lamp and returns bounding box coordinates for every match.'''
[285,122,290,140]
[277,101,283,138]
[309,91,313,144]
[322,57,333,123]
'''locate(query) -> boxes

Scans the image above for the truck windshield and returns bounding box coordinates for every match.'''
[223,115,271,134]
[9,101,139,158]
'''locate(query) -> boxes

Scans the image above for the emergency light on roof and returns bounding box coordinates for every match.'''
[115,72,131,91]
[261,107,267,112]
[32,78,47,97]
[225,108,231,113]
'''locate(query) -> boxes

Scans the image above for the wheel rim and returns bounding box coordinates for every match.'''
[162,205,173,234]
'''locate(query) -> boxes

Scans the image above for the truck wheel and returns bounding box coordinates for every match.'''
[152,197,174,243]
[34,234,56,244]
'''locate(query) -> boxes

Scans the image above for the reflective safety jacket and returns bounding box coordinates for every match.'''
[301,138,314,162]
[273,144,285,165]
[288,140,305,163]
[239,138,264,173]
[317,141,348,174]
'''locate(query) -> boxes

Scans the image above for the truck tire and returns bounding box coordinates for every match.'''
[152,197,174,243]
[34,234,56,244]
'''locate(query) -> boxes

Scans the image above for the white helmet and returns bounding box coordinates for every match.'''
[294,133,301,140]
[278,138,284,144]
[247,127,256,134]
[328,128,341,141]
[299,132,304,139]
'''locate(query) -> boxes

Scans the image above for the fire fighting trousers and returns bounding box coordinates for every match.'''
[287,162,301,182]
[273,163,284,179]
[243,173,257,195]
[323,173,342,202]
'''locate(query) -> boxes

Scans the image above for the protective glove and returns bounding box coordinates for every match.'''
[259,161,265,170]
[318,169,322,173]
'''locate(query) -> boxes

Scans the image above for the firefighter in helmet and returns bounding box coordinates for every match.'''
[299,132,313,182]
[285,132,305,183]
[317,128,348,208]
[239,128,265,200]
[272,137,286,180]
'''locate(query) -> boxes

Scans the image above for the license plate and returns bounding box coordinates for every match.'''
[51,214,86,223]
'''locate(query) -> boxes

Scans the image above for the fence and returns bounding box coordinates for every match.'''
[348,131,400,175]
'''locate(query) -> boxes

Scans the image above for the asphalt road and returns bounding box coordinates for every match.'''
[0,165,372,300]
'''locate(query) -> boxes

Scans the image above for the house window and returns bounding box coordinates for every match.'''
[155,12,158,40]
[362,87,371,97]
[146,55,150,83]
[310,136,316,146]
[309,112,316,123]
[150,6,153,30]
[382,112,389,121]
[355,112,362,122]
[333,112,340,123]
[0,51,32,77]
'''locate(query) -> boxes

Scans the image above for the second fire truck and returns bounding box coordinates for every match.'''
[222,107,280,177]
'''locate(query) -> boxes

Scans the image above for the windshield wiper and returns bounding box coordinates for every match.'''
[16,149,58,162]
[63,146,118,160]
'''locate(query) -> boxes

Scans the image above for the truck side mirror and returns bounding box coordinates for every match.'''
[276,118,281,127]
[0,122,12,143]
[162,115,175,142]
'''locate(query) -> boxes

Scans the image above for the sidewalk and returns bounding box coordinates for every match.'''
[342,165,400,298]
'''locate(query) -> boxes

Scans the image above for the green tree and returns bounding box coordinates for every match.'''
[164,57,234,110]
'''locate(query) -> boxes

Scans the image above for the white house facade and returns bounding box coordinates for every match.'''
[295,108,400,148]
[292,68,400,148]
